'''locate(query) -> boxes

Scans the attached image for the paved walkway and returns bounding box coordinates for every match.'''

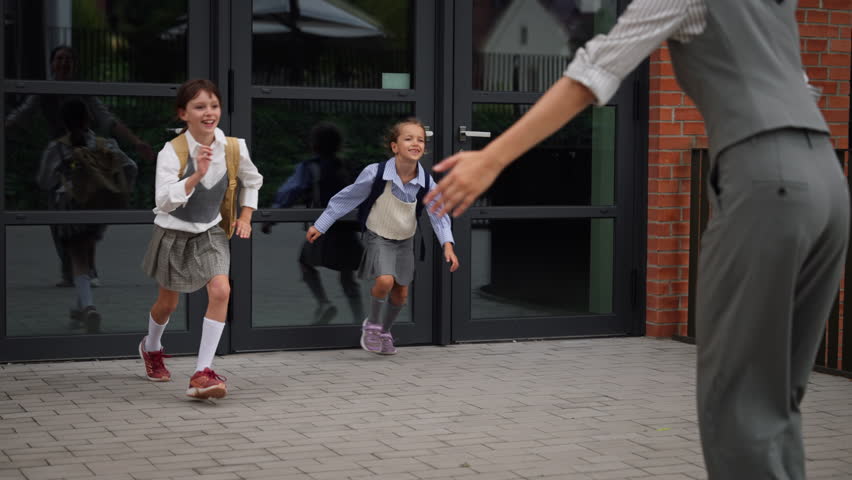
[1,338,851,480]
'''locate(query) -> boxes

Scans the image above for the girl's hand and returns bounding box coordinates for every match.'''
[444,243,459,272]
[233,218,252,239]
[195,145,213,178]
[424,150,503,218]
[306,226,322,243]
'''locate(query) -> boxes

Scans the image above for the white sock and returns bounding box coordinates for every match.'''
[196,318,225,372]
[145,314,168,352]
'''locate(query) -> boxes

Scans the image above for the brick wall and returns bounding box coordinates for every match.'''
[646,2,851,340]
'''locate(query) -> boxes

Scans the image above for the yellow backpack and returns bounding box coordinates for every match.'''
[169,135,241,238]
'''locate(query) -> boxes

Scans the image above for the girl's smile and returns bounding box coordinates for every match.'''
[178,90,221,143]
[391,124,426,163]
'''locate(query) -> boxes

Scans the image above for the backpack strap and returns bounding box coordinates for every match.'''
[219,137,241,238]
[357,160,388,231]
[415,164,430,220]
[169,134,190,178]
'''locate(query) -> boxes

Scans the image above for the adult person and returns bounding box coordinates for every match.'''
[425,1,849,479]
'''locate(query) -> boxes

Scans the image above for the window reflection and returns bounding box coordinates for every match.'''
[471,218,614,320]
[473,0,617,92]
[5,94,178,210]
[4,0,188,82]
[252,0,413,88]
[6,224,188,336]
[472,103,615,206]
[253,222,412,327]
[252,99,414,209]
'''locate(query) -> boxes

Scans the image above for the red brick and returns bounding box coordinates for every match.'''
[805,39,829,52]
[650,122,683,135]
[650,180,682,193]
[673,223,691,236]
[806,66,829,79]
[823,0,852,10]
[673,165,691,178]
[674,108,704,121]
[646,265,678,282]
[651,46,670,62]
[830,39,851,53]
[822,109,849,122]
[802,53,820,66]
[648,151,682,165]
[655,194,691,208]
[807,10,829,24]
[799,25,839,38]
[650,62,675,77]
[649,237,680,251]
[831,11,851,26]
[829,67,850,80]
[647,281,669,295]
[796,9,806,23]
[839,82,849,94]
[829,95,850,108]
[814,81,838,94]
[649,107,674,122]
[679,296,690,310]
[648,296,680,310]
[648,222,672,236]
[646,323,677,338]
[798,0,819,7]
[652,92,685,106]
[683,122,706,136]
[656,137,694,150]
[672,281,690,295]
[829,123,848,137]
[648,208,682,222]
[821,53,851,66]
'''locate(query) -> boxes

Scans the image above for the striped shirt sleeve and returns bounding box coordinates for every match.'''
[564,0,702,106]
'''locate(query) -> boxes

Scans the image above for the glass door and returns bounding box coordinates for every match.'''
[449,0,645,341]
[0,0,219,361]
[227,0,439,352]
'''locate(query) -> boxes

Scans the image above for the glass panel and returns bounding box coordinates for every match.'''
[252,0,413,88]
[4,93,177,210]
[4,0,188,82]
[471,218,613,319]
[252,99,414,209]
[473,0,617,92]
[252,221,413,327]
[6,224,188,336]
[471,103,615,206]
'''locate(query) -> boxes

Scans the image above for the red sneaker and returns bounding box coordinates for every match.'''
[138,338,171,382]
[186,368,227,399]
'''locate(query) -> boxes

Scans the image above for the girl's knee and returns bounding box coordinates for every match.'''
[373,275,395,294]
[207,278,231,304]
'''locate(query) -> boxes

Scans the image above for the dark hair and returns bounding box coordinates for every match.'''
[310,122,343,156]
[175,79,222,133]
[50,45,76,63]
[60,99,91,146]
[384,117,427,154]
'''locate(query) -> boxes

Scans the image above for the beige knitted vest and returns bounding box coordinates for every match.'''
[366,181,417,240]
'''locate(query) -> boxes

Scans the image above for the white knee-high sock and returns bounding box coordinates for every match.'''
[145,314,168,352]
[196,318,225,372]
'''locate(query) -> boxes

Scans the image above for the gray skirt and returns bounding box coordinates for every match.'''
[358,230,415,286]
[141,224,230,293]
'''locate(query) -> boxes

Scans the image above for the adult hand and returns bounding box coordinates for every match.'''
[306,225,322,243]
[424,150,503,218]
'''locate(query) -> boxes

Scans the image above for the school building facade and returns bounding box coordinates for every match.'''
[1,1,849,372]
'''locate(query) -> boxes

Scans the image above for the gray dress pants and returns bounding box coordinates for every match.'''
[696,128,849,479]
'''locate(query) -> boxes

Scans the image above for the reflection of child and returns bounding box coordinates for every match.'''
[38,99,137,332]
[139,79,263,399]
[307,118,459,354]
[265,122,364,324]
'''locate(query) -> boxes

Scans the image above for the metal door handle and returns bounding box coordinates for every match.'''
[458,126,492,142]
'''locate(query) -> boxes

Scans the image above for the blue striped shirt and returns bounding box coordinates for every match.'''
[314,158,455,246]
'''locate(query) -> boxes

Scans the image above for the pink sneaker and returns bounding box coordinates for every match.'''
[360,319,383,354]
[186,368,227,399]
[379,332,397,355]
[138,338,171,382]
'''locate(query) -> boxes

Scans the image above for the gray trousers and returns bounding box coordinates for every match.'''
[697,128,849,479]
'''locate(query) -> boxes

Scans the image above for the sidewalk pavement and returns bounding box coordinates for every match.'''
[1,337,850,480]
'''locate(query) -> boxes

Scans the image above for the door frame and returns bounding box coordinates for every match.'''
[446,0,647,343]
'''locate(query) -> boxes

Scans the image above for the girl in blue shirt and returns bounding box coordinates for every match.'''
[306,118,459,354]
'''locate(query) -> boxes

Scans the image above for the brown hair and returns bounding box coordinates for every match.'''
[384,117,427,154]
[175,79,222,133]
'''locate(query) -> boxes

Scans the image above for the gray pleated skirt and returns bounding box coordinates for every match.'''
[358,230,415,286]
[141,224,230,293]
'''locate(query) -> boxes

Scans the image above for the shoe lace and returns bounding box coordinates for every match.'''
[147,350,172,369]
[202,368,227,382]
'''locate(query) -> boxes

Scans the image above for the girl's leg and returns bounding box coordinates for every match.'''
[368,275,394,325]
[383,283,408,332]
[340,270,364,323]
[196,275,230,372]
[67,237,94,311]
[147,286,179,351]
[140,285,178,382]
